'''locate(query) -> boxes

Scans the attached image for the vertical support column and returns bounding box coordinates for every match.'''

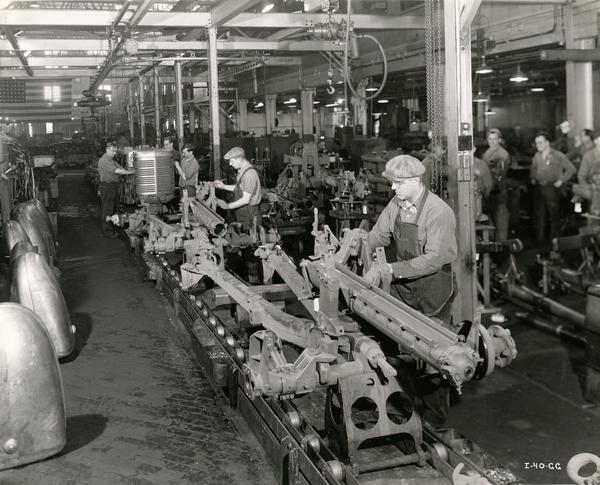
[574,39,594,129]
[208,26,221,179]
[138,74,146,146]
[237,97,248,133]
[175,60,184,152]
[127,82,135,143]
[189,107,195,135]
[265,94,277,135]
[565,3,576,125]
[445,0,476,323]
[476,100,485,137]
[351,80,368,136]
[300,89,315,140]
[153,64,161,146]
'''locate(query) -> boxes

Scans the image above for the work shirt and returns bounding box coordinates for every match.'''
[97,153,122,183]
[482,145,510,189]
[178,155,199,187]
[367,189,457,279]
[530,149,576,185]
[473,156,493,197]
[236,163,261,205]
[578,148,600,185]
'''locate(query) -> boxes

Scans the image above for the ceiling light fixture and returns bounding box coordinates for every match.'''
[283,97,297,104]
[530,87,545,92]
[260,2,275,13]
[325,103,338,107]
[365,87,378,92]
[509,63,528,83]
[377,99,389,104]
[313,101,320,105]
[473,91,488,103]
[475,55,493,75]
[254,101,264,108]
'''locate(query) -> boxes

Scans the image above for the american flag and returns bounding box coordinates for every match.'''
[0,78,73,122]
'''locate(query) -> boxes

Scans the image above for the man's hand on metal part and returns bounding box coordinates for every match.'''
[216,199,228,210]
[363,267,381,286]
[213,180,225,189]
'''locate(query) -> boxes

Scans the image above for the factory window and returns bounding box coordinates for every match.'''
[46,122,54,134]
[44,85,61,102]
[28,122,33,137]
[98,84,112,102]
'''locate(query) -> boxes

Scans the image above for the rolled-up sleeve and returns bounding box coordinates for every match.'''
[391,204,457,279]
[367,201,396,249]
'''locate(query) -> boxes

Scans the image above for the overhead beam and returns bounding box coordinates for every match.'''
[136,39,344,52]
[1,26,33,76]
[0,56,106,67]
[0,69,96,77]
[0,10,422,30]
[209,0,262,27]
[540,48,600,62]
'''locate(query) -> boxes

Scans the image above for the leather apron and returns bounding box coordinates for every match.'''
[390,190,454,317]
[234,166,260,229]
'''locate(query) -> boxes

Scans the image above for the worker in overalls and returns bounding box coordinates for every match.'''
[365,154,457,325]
[215,147,261,229]
[365,154,458,424]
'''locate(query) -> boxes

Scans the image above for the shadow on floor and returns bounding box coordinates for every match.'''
[61,414,108,455]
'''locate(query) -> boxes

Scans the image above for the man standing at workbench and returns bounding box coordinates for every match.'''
[365,154,457,326]
[214,147,262,229]
[364,154,458,424]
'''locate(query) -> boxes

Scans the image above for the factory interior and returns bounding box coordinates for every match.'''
[1,0,600,484]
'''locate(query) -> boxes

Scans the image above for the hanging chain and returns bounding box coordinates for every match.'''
[425,0,445,198]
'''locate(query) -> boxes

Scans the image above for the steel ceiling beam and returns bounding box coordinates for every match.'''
[0,10,421,29]
[540,48,600,62]
[0,56,106,66]
[208,0,262,27]
[1,25,34,76]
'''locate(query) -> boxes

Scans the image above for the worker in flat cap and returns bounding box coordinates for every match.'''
[366,154,457,325]
[214,146,262,229]
[366,154,457,425]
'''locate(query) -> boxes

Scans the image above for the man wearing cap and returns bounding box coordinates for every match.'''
[214,147,261,228]
[483,128,511,240]
[366,154,457,324]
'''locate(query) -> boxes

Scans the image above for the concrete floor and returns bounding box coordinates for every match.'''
[0,171,276,485]
[2,171,599,485]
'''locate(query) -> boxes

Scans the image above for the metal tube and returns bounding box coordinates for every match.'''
[188,200,227,237]
[138,75,146,146]
[208,26,221,179]
[508,284,585,328]
[153,64,161,146]
[174,60,184,151]
[515,311,586,344]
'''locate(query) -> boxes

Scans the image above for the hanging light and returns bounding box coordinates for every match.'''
[509,63,528,83]
[475,55,493,75]
[260,1,275,13]
[530,87,545,93]
[473,91,488,103]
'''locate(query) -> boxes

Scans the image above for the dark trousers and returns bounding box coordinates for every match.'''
[488,190,509,241]
[100,182,118,232]
[0,177,11,224]
[534,185,560,248]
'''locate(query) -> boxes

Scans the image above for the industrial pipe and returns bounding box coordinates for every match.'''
[507,283,585,328]
[515,311,586,344]
[188,200,227,237]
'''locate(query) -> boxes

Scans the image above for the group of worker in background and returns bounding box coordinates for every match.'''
[476,121,600,251]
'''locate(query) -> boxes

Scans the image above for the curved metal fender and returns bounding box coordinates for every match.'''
[2,220,32,256]
[0,303,66,470]
[13,200,57,265]
[10,252,75,357]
